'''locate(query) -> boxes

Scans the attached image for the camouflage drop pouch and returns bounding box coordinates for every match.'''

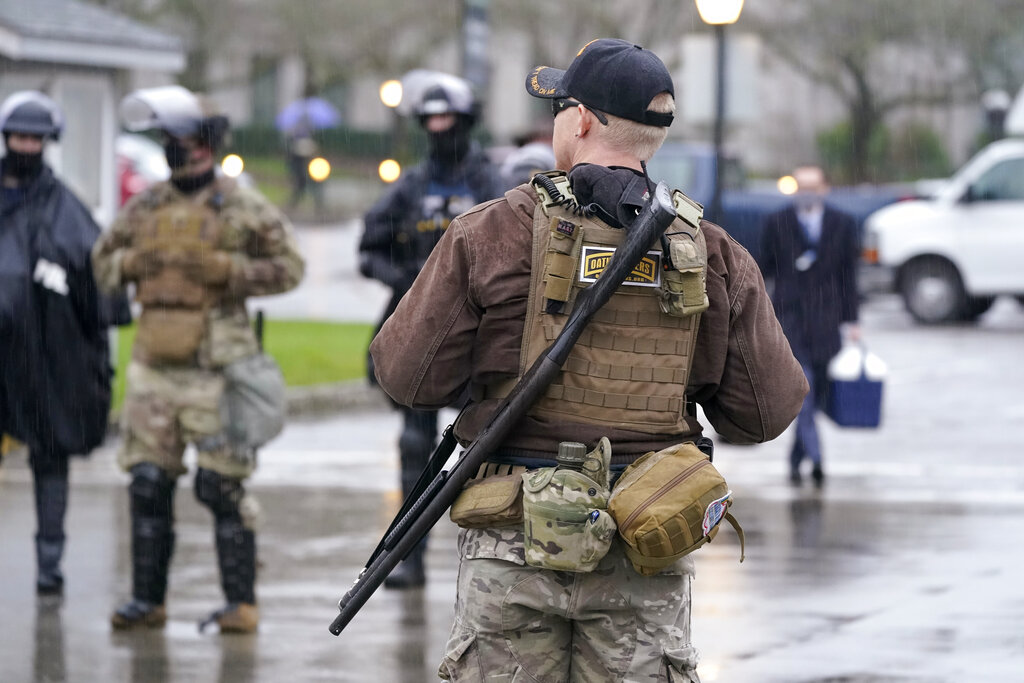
[521,467,616,572]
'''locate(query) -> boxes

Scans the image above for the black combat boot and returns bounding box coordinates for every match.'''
[384,543,426,589]
[35,535,65,596]
[33,471,69,595]
[200,520,258,633]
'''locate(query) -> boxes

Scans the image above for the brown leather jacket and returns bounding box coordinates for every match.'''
[370,184,807,457]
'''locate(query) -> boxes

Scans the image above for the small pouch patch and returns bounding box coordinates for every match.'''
[521,466,616,572]
[449,473,524,529]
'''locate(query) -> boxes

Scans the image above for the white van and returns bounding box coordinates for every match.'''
[863,137,1024,323]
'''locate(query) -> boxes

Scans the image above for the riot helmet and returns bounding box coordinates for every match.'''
[120,85,229,151]
[0,91,63,140]
[402,71,480,166]
[413,81,478,125]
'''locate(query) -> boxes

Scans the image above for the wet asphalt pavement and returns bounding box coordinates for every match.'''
[3,220,1024,681]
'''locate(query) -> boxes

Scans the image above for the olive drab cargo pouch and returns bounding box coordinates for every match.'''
[659,191,709,319]
[135,308,208,363]
[609,442,745,576]
[521,440,617,572]
[449,465,525,529]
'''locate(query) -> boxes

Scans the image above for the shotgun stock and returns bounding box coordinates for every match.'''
[329,181,678,636]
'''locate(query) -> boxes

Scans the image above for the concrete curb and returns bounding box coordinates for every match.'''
[285,380,390,416]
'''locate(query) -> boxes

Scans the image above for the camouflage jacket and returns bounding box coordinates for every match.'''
[92,177,305,369]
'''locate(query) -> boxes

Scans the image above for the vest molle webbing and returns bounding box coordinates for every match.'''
[501,172,709,433]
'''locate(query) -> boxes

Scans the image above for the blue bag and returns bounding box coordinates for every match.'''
[825,345,885,428]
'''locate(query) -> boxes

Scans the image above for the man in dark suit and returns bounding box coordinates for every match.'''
[760,166,861,487]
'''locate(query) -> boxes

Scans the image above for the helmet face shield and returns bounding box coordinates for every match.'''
[400,70,478,120]
[120,85,205,139]
[120,86,229,150]
[0,91,64,140]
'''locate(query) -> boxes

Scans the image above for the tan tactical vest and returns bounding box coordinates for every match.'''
[493,172,709,434]
[132,184,228,364]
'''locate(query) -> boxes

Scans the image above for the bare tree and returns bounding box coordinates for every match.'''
[744,0,1024,181]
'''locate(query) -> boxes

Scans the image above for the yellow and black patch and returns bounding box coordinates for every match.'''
[579,246,662,287]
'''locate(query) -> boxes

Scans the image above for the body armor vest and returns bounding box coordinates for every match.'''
[133,182,229,364]
[496,172,709,434]
[401,177,477,271]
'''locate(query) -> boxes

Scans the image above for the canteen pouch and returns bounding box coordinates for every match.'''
[609,442,744,576]
[135,307,206,363]
[450,473,524,529]
[521,466,616,573]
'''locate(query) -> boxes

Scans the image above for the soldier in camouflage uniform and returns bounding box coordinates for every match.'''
[370,40,807,681]
[92,86,304,633]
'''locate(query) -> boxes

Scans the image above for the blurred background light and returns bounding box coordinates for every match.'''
[308,156,331,182]
[221,153,244,178]
[379,80,403,109]
[777,174,798,195]
[378,158,401,183]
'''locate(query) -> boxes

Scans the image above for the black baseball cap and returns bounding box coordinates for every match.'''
[526,38,674,127]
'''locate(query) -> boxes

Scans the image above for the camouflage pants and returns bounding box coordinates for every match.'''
[119,361,253,479]
[438,527,701,682]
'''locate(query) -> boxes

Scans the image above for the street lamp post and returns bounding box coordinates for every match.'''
[695,0,744,224]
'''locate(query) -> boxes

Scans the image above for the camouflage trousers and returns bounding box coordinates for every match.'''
[119,361,254,479]
[438,526,701,682]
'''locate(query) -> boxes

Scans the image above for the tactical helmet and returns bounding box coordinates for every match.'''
[403,71,479,124]
[0,91,64,141]
[120,85,230,150]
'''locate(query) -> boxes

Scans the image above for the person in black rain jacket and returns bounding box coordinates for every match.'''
[0,91,116,595]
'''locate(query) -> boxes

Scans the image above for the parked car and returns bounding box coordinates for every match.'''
[116,133,170,206]
[863,137,1024,324]
[646,142,906,264]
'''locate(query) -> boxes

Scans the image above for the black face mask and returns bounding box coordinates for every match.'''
[427,122,472,167]
[163,138,191,170]
[4,150,44,180]
[171,167,215,194]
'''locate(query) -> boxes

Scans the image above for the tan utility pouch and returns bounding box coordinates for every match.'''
[135,308,207,363]
[449,473,524,529]
[609,442,744,576]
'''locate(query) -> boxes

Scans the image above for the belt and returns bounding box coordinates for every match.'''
[489,447,638,471]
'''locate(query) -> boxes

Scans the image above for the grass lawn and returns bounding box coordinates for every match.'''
[113,320,374,412]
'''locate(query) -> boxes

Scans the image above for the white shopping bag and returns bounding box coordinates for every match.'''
[828,344,888,382]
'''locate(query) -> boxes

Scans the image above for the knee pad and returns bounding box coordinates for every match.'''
[128,463,176,520]
[194,467,244,521]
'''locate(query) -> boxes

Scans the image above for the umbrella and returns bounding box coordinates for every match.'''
[275,97,341,133]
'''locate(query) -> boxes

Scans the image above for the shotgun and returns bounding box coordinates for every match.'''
[329,180,679,636]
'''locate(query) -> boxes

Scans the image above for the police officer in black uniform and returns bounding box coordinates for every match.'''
[0,91,115,596]
[358,73,502,588]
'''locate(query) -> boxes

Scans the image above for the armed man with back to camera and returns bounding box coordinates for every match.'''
[368,39,808,680]
[0,92,119,597]
[358,73,503,588]
[92,86,304,633]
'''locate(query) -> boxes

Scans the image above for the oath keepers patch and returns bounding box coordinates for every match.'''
[579,246,662,287]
